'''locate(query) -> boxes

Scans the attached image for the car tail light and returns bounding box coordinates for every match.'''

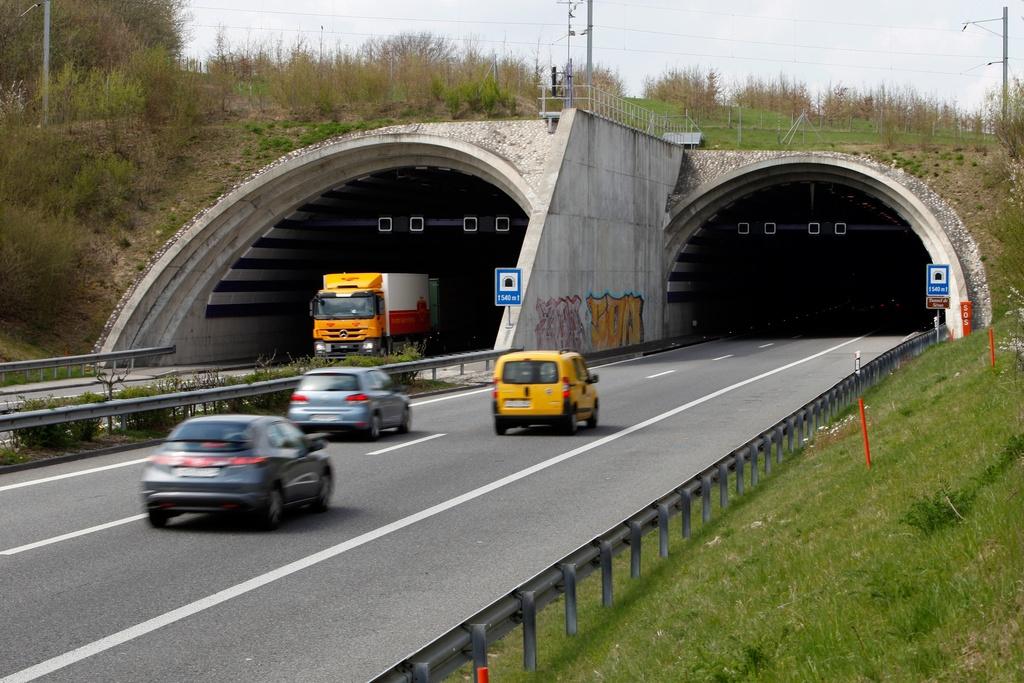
[227,456,267,465]
[562,376,571,399]
[290,393,308,403]
[492,379,498,399]
[346,393,370,403]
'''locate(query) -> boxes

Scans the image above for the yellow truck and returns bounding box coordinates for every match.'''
[310,273,431,358]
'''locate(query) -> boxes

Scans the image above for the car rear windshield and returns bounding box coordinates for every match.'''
[298,374,361,391]
[501,360,559,384]
[165,421,252,451]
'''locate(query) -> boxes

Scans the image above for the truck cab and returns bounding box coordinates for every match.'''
[311,273,430,358]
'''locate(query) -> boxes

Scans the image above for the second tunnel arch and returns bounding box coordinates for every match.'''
[663,152,990,338]
[99,122,554,363]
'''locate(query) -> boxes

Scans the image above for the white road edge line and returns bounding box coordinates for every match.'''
[645,370,676,379]
[0,515,147,556]
[0,458,150,494]
[366,433,446,456]
[758,343,774,348]
[0,333,869,683]
[712,354,733,361]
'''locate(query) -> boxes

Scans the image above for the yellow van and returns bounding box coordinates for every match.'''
[492,350,599,435]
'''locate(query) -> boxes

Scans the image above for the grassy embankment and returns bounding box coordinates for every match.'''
[472,323,1024,681]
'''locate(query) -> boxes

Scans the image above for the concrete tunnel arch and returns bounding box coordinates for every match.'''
[663,153,991,338]
[99,132,541,364]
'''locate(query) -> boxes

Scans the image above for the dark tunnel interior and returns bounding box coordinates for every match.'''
[208,167,529,356]
[670,181,938,336]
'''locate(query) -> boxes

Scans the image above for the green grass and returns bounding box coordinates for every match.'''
[474,325,1024,681]
[623,98,997,151]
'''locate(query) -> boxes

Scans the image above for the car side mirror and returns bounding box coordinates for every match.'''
[588,374,599,384]
[305,433,329,452]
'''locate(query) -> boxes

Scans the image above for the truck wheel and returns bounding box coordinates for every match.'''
[586,401,599,429]
[494,418,507,436]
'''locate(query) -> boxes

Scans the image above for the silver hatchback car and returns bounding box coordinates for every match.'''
[286,367,411,440]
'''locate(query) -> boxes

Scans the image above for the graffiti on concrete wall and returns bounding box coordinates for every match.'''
[587,291,644,350]
[534,291,645,351]
[534,295,586,350]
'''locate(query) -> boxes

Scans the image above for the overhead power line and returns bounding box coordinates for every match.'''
[189,23,992,79]
[189,4,1007,62]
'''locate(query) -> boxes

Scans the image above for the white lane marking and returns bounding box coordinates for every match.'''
[645,370,676,379]
[0,515,147,556]
[410,387,491,407]
[758,343,775,349]
[712,354,734,361]
[0,333,870,683]
[591,355,645,368]
[366,433,446,456]
[792,335,802,339]
[0,458,150,494]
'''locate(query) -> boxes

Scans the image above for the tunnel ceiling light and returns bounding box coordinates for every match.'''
[764,222,776,235]
[463,216,478,233]
[835,222,847,235]
[738,222,750,235]
[808,222,821,235]
[496,216,510,233]
[378,217,393,233]
[410,216,424,233]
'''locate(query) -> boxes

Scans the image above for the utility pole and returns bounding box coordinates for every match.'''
[963,6,1009,120]
[586,0,593,88]
[42,0,50,126]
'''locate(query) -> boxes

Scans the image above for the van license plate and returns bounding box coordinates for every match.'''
[505,400,530,408]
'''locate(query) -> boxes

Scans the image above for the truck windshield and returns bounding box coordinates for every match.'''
[314,295,376,319]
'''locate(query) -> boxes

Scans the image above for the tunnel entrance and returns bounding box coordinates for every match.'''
[669,181,936,336]
[207,166,529,357]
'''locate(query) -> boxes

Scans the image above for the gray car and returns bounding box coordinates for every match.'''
[286,367,411,440]
[142,415,332,530]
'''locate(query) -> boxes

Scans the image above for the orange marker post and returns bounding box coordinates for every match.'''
[858,398,872,469]
[989,328,996,368]
[477,667,490,683]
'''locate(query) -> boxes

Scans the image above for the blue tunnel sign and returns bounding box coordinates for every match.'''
[926,264,950,297]
[495,268,522,306]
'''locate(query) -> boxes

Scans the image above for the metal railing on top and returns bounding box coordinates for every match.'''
[0,346,176,384]
[372,327,947,683]
[538,84,702,142]
[0,348,512,433]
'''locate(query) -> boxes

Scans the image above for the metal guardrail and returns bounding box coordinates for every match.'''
[0,348,511,433]
[0,346,176,384]
[372,327,947,683]
[538,84,702,142]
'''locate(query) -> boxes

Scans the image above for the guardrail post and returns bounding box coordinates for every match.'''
[629,521,643,578]
[559,564,578,635]
[735,450,745,496]
[412,662,430,683]
[775,426,784,462]
[470,623,488,677]
[657,503,670,557]
[786,417,795,452]
[679,488,692,538]
[599,540,613,606]
[701,473,712,524]
[750,442,759,486]
[763,433,772,475]
[521,591,537,671]
[718,462,729,509]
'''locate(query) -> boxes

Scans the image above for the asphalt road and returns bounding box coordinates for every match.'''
[0,333,909,682]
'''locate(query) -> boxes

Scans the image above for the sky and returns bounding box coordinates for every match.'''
[183,1,1022,111]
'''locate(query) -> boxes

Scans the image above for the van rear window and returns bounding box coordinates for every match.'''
[502,360,559,384]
